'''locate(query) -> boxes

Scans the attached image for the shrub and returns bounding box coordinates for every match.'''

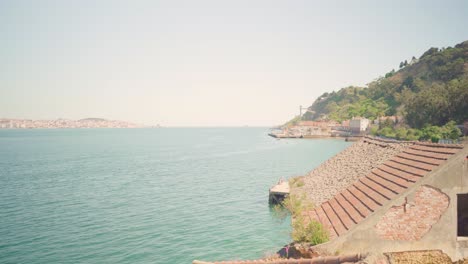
[395,127,408,140]
[289,177,305,188]
[282,194,328,245]
[282,194,307,216]
[291,216,329,245]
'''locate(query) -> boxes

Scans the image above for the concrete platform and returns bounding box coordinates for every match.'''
[269,181,290,204]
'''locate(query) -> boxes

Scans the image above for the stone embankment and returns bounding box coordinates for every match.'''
[297,137,411,206]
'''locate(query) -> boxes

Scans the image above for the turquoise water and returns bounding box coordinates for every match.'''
[0,128,350,263]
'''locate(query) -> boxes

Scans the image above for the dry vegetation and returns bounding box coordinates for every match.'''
[385,250,452,264]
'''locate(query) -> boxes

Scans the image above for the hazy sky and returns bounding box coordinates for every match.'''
[1,0,467,126]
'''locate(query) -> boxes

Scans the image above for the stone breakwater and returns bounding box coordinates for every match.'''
[296,137,411,206]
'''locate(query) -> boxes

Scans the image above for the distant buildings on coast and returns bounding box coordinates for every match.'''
[0,118,143,129]
[270,115,468,140]
[270,116,391,138]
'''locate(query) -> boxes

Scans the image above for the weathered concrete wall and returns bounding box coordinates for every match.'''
[315,144,468,260]
[375,185,449,241]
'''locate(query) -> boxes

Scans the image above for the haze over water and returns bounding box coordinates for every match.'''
[0,128,350,263]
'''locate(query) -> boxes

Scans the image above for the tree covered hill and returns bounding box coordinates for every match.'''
[303,40,468,129]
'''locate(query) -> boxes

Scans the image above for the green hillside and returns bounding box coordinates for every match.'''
[302,40,468,130]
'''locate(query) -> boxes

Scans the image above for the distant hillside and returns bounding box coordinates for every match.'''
[302,40,468,129]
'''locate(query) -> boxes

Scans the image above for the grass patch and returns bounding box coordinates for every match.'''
[281,194,329,245]
[292,217,329,245]
[289,177,305,188]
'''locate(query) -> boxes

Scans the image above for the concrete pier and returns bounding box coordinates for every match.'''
[269,180,290,204]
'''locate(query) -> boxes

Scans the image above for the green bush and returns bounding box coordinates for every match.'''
[281,194,328,245]
[291,216,329,245]
[378,127,396,138]
[395,127,408,140]
[374,121,461,141]
[420,121,462,142]
[282,194,311,216]
[441,121,462,140]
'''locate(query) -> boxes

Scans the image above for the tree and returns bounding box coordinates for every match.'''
[420,47,439,59]
[378,127,396,138]
[405,83,451,128]
[380,118,393,129]
[441,121,462,140]
[385,69,396,78]
[421,125,442,142]
[406,129,422,141]
[395,127,408,140]
[301,40,467,130]
[401,76,414,89]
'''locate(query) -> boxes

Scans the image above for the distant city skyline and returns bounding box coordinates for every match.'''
[1,0,467,126]
[0,117,142,129]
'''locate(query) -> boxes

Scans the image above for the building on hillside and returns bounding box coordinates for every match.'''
[341,120,350,127]
[328,120,351,137]
[0,119,10,128]
[295,124,331,138]
[327,121,340,128]
[349,117,370,134]
[297,121,329,128]
[374,116,403,125]
[282,121,339,138]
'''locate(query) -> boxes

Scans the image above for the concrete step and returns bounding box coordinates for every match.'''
[415,142,463,149]
[328,198,356,230]
[384,160,427,177]
[335,193,365,224]
[378,165,422,183]
[314,207,338,239]
[372,168,413,188]
[321,202,347,236]
[341,190,372,218]
[403,148,449,160]
[347,185,380,212]
[360,177,397,200]
[397,152,444,166]
[410,145,459,155]
[304,210,319,225]
[353,181,387,206]
[367,172,406,194]
[391,156,435,171]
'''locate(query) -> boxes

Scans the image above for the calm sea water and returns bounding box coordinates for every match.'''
[0,128,350,264]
